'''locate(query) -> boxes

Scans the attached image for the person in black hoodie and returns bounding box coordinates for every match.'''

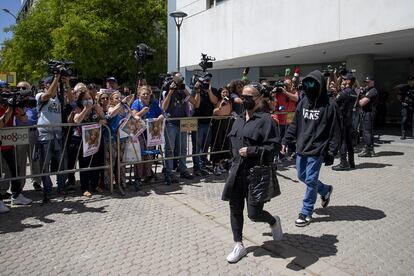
[282,70,341,227]
[222,83,282,263]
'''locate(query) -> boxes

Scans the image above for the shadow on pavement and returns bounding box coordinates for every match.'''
[248,234,338,271]
[373,151,404,157]
[313,205,386,222]
[0,197,108,234]
[355,162,392,169]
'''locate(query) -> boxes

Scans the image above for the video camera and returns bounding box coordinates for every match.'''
[322,63,351,78]
[190,72,212,90]
[48,59,75,77]
[190,53,215,90]
[199,53,215,72]
[134,43,155,64]
[134,43,156,80]
[0,89,37,109]
[260,80,287,98]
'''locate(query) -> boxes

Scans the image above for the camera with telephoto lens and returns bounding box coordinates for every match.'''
[48,59,75,77]
[0,89,37,109]
[161,74,186,92]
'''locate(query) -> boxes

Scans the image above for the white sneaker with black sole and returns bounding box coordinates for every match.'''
[11,194,32,205]
[226,243,247,263]
[0,201,10,214]
[270,215,283,241]
[295,213,312,227]
[321,185,333,208]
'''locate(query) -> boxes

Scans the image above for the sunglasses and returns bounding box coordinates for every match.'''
[16,86,27,90]
[241,94,259,100]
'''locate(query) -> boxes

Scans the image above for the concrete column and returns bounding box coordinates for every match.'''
[346,54,374,85]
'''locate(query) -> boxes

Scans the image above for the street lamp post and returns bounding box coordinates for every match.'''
[2,8,17,21]
[169,11,187,72]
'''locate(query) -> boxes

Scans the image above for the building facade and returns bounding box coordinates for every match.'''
[168,0,414,123]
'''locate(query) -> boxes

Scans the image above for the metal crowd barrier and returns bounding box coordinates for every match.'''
[0,112,295,195]
[115,111,295,188]
[0,123,114,193]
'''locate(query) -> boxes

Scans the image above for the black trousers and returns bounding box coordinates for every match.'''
[229,174,276,242]
[340,125,354,162]
[1,149,22,200]
[401,107,414,135]
[362,112,374,149]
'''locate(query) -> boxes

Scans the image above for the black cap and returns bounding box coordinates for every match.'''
[407,76,414,81]
[364,75,374,82]
[344,73,355,80]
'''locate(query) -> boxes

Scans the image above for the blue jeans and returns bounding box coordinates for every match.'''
[296,154,330,216]
[164,122,188,176]
[191,123,211,171]
[36,140,67,195]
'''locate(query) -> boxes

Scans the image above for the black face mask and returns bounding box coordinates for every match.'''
[242,96,256,110]
[303,79,320,102]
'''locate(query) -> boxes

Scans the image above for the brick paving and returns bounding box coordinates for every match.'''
[1,134,413,275]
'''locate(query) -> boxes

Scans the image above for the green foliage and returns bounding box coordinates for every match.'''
[0,0,167,85]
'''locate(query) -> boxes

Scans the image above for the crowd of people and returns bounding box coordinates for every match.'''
[0,66,412,221]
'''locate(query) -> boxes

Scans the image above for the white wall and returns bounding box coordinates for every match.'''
[173,0,414,68]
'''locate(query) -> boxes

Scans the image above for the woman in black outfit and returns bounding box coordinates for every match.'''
[222,83,282,263]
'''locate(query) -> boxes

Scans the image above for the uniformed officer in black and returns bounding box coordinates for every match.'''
[222,83,281,263]
[358,76,378,157]
[332,73,358,170]
[399,76,414,139]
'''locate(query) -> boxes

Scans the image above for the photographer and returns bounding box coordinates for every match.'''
[14,81,42,191]
[1,98,32,213]
[191,75,218,176]
[161,72,196,184]
[282,70,340,227]
[358,76,378,157]
[35,74,69,203]
[399,76,414,139]
[332,73,358,170]
[271,78,299,160]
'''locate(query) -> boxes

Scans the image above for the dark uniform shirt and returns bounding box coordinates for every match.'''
[221,112,280,201]
[336,87,357,127]
[361,87,378,113]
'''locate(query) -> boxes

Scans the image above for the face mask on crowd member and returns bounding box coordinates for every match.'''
[241,84,262,111]
[302,78,321,103]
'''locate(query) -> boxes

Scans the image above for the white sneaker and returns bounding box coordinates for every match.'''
[226,243,247,263]
[270,215,283,241]
[11,194,33,205]
[0,201,10,214]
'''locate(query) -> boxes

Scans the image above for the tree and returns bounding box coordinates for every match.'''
[0,0,167,85]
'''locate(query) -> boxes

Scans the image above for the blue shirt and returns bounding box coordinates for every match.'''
[15,107,38,126]
[131,99,162,119]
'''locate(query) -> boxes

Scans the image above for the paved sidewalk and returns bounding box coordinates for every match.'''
[1,135,413,275]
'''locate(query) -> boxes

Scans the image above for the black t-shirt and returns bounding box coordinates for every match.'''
[362,87,378,112]
[399,85,414,109]
[162,90,188,124]
[193,88,218,124]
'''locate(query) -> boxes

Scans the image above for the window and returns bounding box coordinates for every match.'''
[207,0,226,9]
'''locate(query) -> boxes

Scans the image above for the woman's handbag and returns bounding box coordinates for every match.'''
[248,150,281,205]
